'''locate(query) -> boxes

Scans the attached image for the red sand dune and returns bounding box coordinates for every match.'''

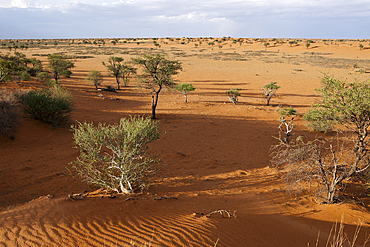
[1,39,370,246]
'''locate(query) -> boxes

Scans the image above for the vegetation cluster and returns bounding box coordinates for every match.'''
[1,38,370,207]
[272,74,370,204]
[16,85,74,127]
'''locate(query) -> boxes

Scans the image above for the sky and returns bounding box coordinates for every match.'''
[1,0,370,39]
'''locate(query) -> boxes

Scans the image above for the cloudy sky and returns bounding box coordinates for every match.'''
[1,0,369,39]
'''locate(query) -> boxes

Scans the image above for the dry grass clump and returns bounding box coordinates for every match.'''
[310,218,370,247]
[0,90,21,139]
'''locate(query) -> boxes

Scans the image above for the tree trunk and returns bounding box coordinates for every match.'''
[151,96,156,119]
[185,94,188,103]
[116,76,120,90]
[151,93,159,119]
[151,87,161,119]
[266,91,272,106]
[326,184,336,204]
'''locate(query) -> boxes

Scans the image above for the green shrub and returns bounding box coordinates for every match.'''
[0,90,21,139]
[37,72,51,83]
[71,116,159,193]
[276,74,370,204]
[19,71,31,81]
[304,108,333,133]
[4,75,12,82]
[26,67,37,77]
[85,70,103,90]
[16,85,74,127]
[43,80,58,87]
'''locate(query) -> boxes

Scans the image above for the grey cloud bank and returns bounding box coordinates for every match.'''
[1,0,370,39]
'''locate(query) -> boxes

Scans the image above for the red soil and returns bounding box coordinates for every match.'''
[1,39,370,246]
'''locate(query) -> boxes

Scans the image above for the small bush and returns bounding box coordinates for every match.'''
[175,83,195,103]
[71,116,159,193]
[26,67,37,77]
[0,90,21,139]
[278,106,297,143]
[85,70,103,90]
[37,72,51,83]
[43,80,59,87]
[226,88,241,105]
[19,71,31,81]
[3,75,12,82]
[16,85,74,127]
[354,68,366,73]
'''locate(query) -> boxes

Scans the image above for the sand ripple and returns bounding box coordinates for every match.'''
[0,198,219,246]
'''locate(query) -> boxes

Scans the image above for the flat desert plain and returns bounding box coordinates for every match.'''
[1,38,370,246]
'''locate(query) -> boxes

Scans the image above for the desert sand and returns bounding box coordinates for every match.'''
[1,38,370,246]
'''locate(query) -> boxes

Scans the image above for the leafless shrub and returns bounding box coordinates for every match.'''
[278,106,297,143]
[271,134,359,204]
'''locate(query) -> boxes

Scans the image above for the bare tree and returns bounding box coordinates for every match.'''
[278,106,297,143]
[271,134,356,204]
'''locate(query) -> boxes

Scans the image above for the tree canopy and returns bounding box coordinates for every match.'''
[120,62,137,87]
